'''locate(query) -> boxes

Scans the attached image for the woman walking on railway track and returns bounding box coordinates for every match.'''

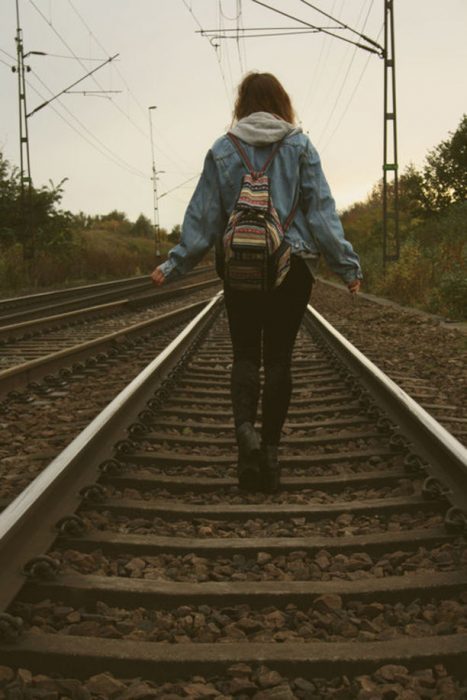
[151,72,362,493]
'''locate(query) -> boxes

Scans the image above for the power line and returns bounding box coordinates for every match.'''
[321,23,383,154]
[298,0,383,51]
[181,0,204,31]
[4,14,146,181]
[27,54,119,117]
[251,0,383,56]
[39,52,110,61]
[159,173,200,199]
[28,0,149,141]
[181,0,232,108]
[300,0,342,118]
[66,0,193,173]
[316,0,375,145]
[0,47,16,60]
[67,0,146,120]
[205,28,324,39]
[218,2,236,101]
[219,0,242,21]
[28,70,148,179]
[235,0,245,74]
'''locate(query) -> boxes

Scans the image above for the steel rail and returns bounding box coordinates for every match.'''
[0,273,219,327]
[3,634,467,679]
[0,277,219,340]
[0,292,222,611]
[0,265,214,314]
[304,304,467,510]
[0,299,126,341]
[0,298,211,395]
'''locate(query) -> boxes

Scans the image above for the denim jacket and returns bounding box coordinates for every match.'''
[159,129,362,284]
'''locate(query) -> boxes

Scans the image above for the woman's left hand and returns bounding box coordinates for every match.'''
[347,279,361,294]
[150,266,166,287]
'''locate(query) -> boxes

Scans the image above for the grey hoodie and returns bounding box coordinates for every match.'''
[230,111,302,146]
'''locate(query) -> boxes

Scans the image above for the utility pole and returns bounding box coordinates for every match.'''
[14,0,34,261]
[148,105,161,258]
[382,0,400,265]
[12,1,119,267]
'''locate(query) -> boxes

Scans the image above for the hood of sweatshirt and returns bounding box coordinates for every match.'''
[229,111,302,146]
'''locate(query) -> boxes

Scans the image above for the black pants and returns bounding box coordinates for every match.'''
[223,256,313,446]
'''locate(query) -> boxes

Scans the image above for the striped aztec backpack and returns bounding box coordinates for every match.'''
[222,133,297,292]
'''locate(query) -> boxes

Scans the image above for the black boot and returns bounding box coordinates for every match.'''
[236,422,261,491]
[260,445,281,493]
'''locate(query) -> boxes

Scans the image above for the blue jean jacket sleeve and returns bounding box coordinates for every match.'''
[159,151,227,279]
[300,140,362,283]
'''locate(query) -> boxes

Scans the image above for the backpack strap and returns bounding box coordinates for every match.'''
[227,132,284,179]
[228,131,299,230]
[283,194,299,232]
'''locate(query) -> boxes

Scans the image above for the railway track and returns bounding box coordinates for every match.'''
[0,277,220,394]
[0,265,214,326]
[0,292,466,696]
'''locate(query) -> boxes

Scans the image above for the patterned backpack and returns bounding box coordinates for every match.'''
[222,133,297,292]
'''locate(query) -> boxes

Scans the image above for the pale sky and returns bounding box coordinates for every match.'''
[1,1,466,231]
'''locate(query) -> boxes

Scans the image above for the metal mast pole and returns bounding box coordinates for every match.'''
[15,0,32,194]
[382,0,400,266]
[148,106,160,258]
[15,0,34,260]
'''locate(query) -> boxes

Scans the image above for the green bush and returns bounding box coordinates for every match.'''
[429,265,467,320]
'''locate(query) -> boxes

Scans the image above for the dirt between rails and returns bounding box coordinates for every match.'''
[0,290,214,503]
[12,590,467,645]
[310,281,467,444]
[0,662,465,699]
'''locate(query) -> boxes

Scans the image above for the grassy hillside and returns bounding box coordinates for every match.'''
[0,228,170,295]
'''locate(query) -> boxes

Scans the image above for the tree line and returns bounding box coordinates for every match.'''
[0,156,182,290]
[341,114,466,319]
[1,115,465,317]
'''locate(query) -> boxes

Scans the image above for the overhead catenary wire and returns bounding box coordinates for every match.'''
[0,47,17,60]
[320,23,383,154]
[298,0,383,51]
[181,0,233,109]
[27,53,119,117]
[315,0,375,145]
[28,70,149,179]
[300,0,342,118]
[235,0,245,74]
[27,81,148,180]
[251,0,383,56]
[199,25,341,33]
[206,29,324,39]
[63,0,194,173]
[37,52,112,61]
[159,173,201,199]
[2,8,151,185]
[218,0,234,98]
[219,0,242,21]
[66,0,147,122]
[28,0,149,141]
[217,0,236,106]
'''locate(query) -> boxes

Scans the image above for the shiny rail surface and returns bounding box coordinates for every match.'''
[0,265,214,325]
[0,293,466,686]
[0,295,216,395]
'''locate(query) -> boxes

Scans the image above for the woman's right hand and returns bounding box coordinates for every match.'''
[150,266,166,287]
